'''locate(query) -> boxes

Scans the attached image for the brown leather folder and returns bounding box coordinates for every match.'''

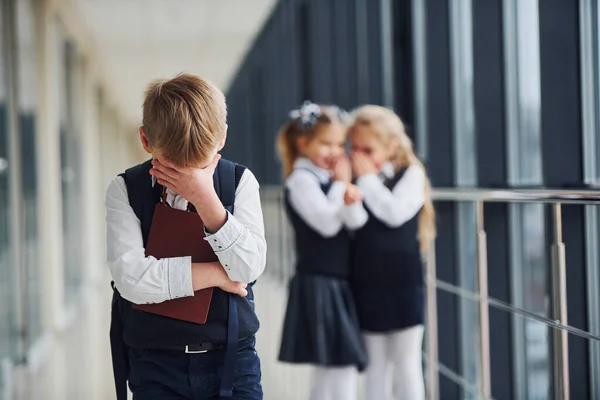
[133,202,215,324]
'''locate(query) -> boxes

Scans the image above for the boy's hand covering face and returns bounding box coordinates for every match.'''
[150,154,221,204]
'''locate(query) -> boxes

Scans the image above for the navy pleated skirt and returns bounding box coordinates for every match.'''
[278,273,368,372]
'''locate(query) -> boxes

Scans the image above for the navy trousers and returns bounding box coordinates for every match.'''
[127,336,262,400]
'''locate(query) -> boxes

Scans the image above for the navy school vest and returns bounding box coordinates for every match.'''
[351,168,424,289]
[114,159,259,348]
[284,177,351,278]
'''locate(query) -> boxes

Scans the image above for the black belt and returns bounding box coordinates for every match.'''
[162,341,226,353]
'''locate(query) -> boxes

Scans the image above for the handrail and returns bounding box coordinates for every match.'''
[432,187,600,204]
[262,184,600,204]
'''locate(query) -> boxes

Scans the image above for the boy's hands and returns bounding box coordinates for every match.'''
[344,183,363,205]
[192,262,248,297]
[150,154,221,205]
[352,153,378,177]
[150,154,227,232]
[219,280,248,297]
[211,262,248,297]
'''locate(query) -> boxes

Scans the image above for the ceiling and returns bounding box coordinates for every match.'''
[75,0,277,125]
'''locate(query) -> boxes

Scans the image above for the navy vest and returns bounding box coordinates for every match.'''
[285,179,351,278]
[351,169,423,289]
[115,159,259,348]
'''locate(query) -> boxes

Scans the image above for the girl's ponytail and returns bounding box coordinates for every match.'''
[277,122,300,177]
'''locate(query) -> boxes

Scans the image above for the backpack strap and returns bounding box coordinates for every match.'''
[214,158,235,213]
[214,158,246,214]
[212,159,246,398]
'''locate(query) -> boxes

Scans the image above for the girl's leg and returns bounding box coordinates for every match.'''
[309,366,358,400]
[364,333,392,400]
[329,366,358,400]
[388,325,425,400]
[309,366,330,400]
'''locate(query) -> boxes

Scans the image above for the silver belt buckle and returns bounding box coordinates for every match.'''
[185,345,208,354]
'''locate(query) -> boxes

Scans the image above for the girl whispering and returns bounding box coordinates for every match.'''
[348,105,435,400]
[277,101,368,400]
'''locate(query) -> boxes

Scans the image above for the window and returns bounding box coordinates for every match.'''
[580,0,600,397]
[0,0,13,384]
[16,0,41,348]
[449,0,480,396]
[503,1,549,398]
[56,26,84,304]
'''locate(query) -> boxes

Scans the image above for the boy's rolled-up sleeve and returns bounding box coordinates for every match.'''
[204,169,267,283]
[106,176,195,305]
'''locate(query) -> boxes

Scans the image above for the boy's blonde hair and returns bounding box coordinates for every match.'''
[142,73,227,167]
[349,105,436,254]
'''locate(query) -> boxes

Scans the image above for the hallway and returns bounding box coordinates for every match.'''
[12,276,313,400]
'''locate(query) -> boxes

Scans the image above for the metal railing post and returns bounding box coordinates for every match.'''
[551,203,569,400]
[425,244,439,400]
[476,201,491,398]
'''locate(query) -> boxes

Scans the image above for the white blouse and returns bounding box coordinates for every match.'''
[354,162,426,229]
[285,158,368,237]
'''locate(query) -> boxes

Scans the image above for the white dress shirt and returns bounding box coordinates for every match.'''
[354,162,426,229]
[285,158,367,237]
[105,168,266,305]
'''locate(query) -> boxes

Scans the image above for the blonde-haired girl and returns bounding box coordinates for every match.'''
[277,102,368,400]
[348,105,435,400]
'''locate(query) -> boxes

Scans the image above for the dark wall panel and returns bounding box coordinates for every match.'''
[485,204,513,399]
[392,0,414,132]
[434,202,460,400]
[332,0,358,109]
[309,0,335,103]
[366,0,383,105]
[297,0,313,101]
[473,0,506,187]
[562,205,589,399]
[424,0,453,187]
[539,0,582,187]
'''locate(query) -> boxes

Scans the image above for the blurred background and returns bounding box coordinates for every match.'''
[1,0,600,399]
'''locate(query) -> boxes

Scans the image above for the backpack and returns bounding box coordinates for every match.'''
[110,158,244,400]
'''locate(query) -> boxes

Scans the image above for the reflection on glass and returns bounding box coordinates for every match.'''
[17,0,41,348]
[504,0,548,398]
[56,27,84,303]
[504,0,542,184]
[457,202,480,399]
[586,205,600,399]
[0,0,12,377]
[511,204,549,400]
[449,0,479,395]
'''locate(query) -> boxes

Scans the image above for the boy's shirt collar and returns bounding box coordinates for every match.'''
[152,176,186,208]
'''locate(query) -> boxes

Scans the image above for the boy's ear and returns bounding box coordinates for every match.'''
[139,126,152,154]
[217,126,227,151]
